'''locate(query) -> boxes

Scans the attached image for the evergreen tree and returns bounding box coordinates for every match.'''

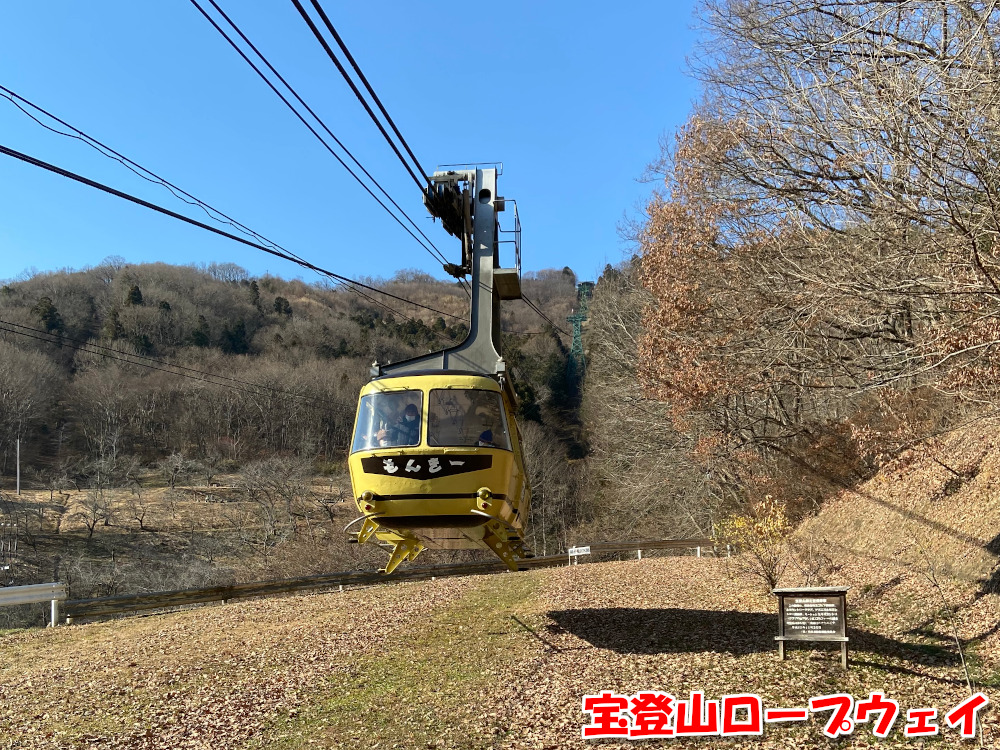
[31,297,64,334]
[191,315,211,347]
[221,321,250,354]
[102,309,124,340]
[125,285,144,306]
[273,296,292,316]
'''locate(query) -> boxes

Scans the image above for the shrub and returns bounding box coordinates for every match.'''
[714,495,791,590]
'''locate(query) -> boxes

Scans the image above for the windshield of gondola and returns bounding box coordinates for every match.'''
[351,390,423,452]
[427,389,511,450]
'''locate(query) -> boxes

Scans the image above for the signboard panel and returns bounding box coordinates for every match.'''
[780,595,844,639]
[568,546,591,557]
[360,454,491,480]
[772,586,849,669]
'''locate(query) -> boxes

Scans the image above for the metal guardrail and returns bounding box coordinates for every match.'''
[61,538,714,624]
[589,539,714,554]
[0,582,67,627]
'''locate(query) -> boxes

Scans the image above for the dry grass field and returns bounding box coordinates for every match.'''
[0,549,995,749]
[3,420,1000,747]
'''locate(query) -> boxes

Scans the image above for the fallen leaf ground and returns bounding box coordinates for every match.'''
[0,554,994,749]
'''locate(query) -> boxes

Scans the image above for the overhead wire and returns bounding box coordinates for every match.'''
[193,0,471,299]
[0,86,466,336]
[0,83,291,258]
[521,294,571,336]
[4,11,548,345]
[306,0,429,187]
[187,0,457,280]
[290,0,477,299]
[204,0,447,269]
[0,145,464,340]
[0,142,465,332]
[281,0,472,296]
[0,319,330,405]
[0,320,307,399]
[289,0,426,192]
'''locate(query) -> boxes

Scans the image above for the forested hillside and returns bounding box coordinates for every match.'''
[0,260,590,610]
[576,2,1000,556]
[0,259,579,477]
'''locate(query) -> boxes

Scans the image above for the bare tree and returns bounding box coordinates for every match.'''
[0,340,61,473]
[75,490,108,539]
[636,1,1000,507]
[126,484,153,531]
[159,452,194,489]
[581,263,728,537]
[228,457,314,557]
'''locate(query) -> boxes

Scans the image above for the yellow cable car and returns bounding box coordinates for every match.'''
[346,166,533,572]
[347,372,530,572]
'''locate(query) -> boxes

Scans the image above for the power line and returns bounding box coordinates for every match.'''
[0,141,464,322]
[0,84,312,268]
[194,0,470,299]
[0,317,464,404]
[0,319,327,403]
[288,0,425,191]
[0,319,329,405]
[187,0,454,276]
[0,82,372,310]
[283,0,474,303]
[0,85,467,327]
[521,295,570,336]
[307,0,429,186]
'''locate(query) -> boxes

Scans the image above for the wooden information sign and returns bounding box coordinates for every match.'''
[772,586,849,669]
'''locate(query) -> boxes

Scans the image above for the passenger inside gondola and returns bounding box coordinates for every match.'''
[375,402,420,447]
[352,390,423,451]
[427,388,511,449]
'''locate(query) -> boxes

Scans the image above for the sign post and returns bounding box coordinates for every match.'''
[773,586,850,669]
[567,545,591,566]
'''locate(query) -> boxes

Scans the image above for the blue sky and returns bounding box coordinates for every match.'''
[0,1,700,286]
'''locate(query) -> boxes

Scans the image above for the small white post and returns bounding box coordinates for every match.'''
[696,546,702,558]
[339,584,344,592]
[50,598,58,627]
[637,549,642,561]
[727,544,731,557]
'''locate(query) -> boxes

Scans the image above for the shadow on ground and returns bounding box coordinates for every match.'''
[547,608,960,669]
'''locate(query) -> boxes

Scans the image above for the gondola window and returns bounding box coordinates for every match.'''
[427,389,511,449]
[351,390,423,451]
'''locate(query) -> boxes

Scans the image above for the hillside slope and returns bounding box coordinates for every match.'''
[0,553,993,749]
[792,415,1000,682]
[799,417,1000,584]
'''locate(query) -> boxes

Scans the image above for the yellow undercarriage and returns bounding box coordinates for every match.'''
[350,512,531,573]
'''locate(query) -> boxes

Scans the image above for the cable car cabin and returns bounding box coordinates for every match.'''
[347,372,531,573]
[347,165,531,573]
